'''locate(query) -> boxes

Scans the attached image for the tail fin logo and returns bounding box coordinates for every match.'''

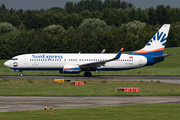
[146,31,167,47]
[128,24,170,55]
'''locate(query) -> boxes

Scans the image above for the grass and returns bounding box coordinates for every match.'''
[0,47,180,76]
[0,79,180,96]
[0,104,180,120]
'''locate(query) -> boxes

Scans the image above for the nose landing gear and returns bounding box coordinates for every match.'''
[20,73,23,77]
[19,70,23,77]
[84,71,92,77]
[14,69,23,76]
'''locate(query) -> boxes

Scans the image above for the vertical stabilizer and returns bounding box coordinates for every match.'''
[130,24,170,56]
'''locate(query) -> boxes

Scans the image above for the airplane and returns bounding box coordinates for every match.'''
[4,24,172,77]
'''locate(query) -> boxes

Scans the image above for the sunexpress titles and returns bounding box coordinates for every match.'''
[32,55,63,59]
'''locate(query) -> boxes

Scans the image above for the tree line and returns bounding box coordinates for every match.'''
[0,0,180,59]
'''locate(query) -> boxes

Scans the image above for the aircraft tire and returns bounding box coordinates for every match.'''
[88,72,92,77]
[84,72,87,76]
[84,72,92,77]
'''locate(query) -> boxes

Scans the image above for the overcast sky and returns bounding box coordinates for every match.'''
[0,0,180,10]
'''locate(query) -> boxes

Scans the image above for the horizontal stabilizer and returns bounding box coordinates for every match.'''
[152,54,175,59]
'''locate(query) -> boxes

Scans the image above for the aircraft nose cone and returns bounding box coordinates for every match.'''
[4,61,9,67]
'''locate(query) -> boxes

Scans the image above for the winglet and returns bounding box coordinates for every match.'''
[101,49,106,54]
[114,48,124,59]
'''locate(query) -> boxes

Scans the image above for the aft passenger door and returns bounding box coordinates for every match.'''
[138,57,143,65]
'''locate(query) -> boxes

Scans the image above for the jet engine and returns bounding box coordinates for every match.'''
[59,65,80,74]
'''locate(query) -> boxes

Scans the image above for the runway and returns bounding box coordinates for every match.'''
[1,75,180,84]
[0,96,180,112]
[0,75,180,112]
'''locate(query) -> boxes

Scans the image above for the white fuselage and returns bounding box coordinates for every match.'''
[4,53,147,71]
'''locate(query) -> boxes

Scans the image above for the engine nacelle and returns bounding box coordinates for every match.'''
[60,65,80,74]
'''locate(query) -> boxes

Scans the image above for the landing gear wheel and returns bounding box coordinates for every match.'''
[84,72,87,76]
[84,72,92,77]
[87,72,92,77]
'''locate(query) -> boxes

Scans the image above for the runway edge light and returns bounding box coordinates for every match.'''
[50,106,53,115]
[44,107,48,114]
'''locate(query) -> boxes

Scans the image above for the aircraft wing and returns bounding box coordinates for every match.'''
[79,48,124,69]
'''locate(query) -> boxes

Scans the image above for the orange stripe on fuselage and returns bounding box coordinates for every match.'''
[64,67,79,69]
[133,48,164,53]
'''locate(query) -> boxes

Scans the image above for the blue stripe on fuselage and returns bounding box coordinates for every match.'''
[128,50,164,66]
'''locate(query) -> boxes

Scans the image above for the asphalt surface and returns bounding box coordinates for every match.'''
[1,75,180,84]
[0,96,180,112]
[0,75,180,112]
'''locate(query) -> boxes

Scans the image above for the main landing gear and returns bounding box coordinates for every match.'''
[84,71,92,77]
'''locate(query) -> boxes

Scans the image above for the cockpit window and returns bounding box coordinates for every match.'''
[11,58,18,60]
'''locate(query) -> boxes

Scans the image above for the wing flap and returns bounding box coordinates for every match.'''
[80,61,106,68]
